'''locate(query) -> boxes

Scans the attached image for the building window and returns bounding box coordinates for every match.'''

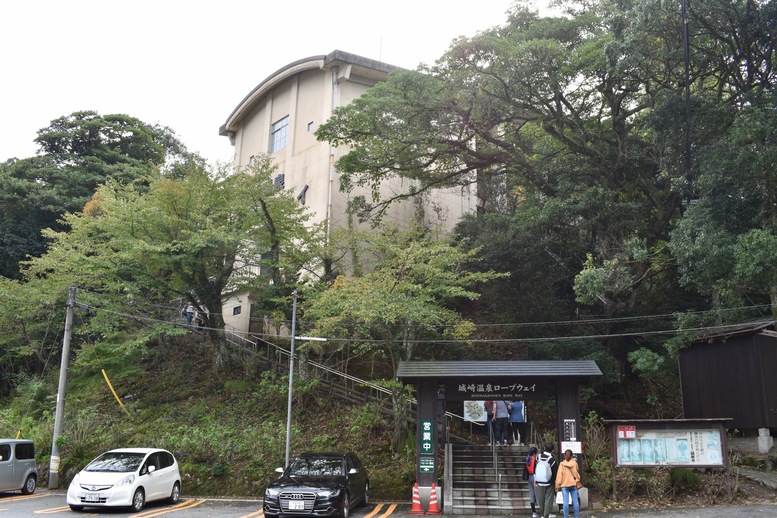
[274,173,285,189]
[248,155,256,165]
[233,306,242,316]
[307,121,315,132]
[270,116,289,153]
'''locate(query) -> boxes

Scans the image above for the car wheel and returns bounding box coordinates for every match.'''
[340,492,350,518]
[168,482,181,504]
[361,483,370,507]
[130,488,145,512]
[69,505,84,511]
[21,474,36,495]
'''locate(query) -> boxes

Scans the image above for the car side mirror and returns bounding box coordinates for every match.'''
[348,468,359,475]
[148,465,156,473]
[275,467,284,474]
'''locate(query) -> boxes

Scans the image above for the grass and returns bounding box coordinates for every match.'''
[0,336,417,500]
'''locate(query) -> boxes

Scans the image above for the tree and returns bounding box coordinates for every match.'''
[0,111,193,279]
[304,225,507,370]
[19,155,322,370]
[303,225,506,453]
[671,98,777,320]
[316,0,693,392]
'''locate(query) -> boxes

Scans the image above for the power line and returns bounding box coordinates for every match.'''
[2,290,772,346]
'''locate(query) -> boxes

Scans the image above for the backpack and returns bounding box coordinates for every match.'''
[535,453,552,483]
[525,456,535,475]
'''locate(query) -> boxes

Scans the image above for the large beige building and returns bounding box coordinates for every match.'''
[219,50,476,334]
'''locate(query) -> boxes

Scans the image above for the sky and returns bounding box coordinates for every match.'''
[0,0,523,166]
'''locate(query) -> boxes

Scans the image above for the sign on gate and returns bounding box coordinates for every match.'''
[420,419,434,455]
[420,457,435,473]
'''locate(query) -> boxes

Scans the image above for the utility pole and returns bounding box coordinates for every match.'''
[49,286,76,489]
[284,290,298,469]
[682,0,692,182]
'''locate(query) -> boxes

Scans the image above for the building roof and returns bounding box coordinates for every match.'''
[219,50,399,138]
[396,360,602,381]
[689,318,775,345]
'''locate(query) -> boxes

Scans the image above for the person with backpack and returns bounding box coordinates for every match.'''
[524,446,539,517]
[534,443,558,518]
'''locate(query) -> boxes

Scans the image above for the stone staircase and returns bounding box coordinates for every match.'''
[447,443,533,515]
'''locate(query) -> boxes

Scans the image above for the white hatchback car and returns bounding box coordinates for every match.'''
[66,448,181,512]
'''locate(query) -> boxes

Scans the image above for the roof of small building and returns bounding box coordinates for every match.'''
[688,318,775,345]
[396,360,602,380]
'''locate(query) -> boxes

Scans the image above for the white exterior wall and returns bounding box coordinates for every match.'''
[219,51,477,333]
[222,293,253,336]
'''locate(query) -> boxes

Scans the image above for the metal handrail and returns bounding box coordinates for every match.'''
[226,330,475,427]
[490,422,503,504]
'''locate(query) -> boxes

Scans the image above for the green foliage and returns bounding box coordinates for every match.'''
[56,407,110,477]
[669,467,701,493]
[349,404,383,435]
[614,468,670,501]
[306,225,507,367]
[627,348,664,375]
[581,411,613,495]
[224,380,253,395]
[6,156,323,376]
[210,461,228,477]
[0,111,193,279]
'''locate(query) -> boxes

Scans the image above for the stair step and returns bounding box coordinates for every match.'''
[448,442,536,514]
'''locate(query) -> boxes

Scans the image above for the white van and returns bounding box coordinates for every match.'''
[0,439,37,494]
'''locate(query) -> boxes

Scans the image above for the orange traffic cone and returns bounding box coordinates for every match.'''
[427,483,442,514]
[409,483,424,515]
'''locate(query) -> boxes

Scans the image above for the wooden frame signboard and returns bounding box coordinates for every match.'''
[604,418,732,500]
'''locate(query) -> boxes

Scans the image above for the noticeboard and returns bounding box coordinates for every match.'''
[606,419,732,501]
[611,421,727,468]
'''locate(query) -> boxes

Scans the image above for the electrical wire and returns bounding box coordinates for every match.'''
[3,291,772,346]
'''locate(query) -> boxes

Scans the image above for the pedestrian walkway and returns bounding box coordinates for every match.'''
[737,466,777,491]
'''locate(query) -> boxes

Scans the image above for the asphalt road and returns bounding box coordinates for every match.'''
[2,491,777,517]
[0,491,398,517]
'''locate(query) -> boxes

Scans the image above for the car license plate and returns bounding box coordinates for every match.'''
[289,501,305,510]
[85,493,100,502]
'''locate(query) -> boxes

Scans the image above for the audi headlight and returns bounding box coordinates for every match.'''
[265,487,280,497]
[317,488,341,498]
[116,475,136,486]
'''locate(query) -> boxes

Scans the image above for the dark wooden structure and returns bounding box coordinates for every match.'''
[679,320,777,430]
[396,360,602,488]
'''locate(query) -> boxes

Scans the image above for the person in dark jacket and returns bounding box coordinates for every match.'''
[484,400,494,445]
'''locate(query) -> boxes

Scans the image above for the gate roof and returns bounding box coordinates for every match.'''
[396,360,602,381]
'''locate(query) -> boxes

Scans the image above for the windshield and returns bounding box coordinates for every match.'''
[85,452,145,473]
[288,457,343,477]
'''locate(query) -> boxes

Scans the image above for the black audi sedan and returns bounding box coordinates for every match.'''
[263,452,369,518]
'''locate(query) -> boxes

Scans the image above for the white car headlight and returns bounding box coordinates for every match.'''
[116,475,136,486]
[317,488,341,498]
[265,487,280,497]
